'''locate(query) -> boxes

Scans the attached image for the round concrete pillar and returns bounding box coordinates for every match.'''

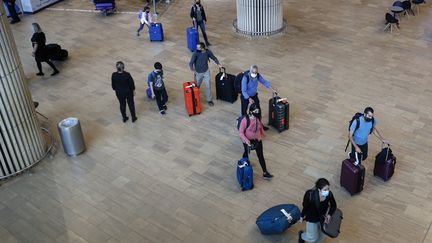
[234,0,285,36]
[0,5,46,179]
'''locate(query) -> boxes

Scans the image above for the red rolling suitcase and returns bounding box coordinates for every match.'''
[374,145,396,181]
[183,82,201,116]
[340,153,365,195]
[268,94,289,132]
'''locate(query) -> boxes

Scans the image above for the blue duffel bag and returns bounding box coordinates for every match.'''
[256,204,301,235]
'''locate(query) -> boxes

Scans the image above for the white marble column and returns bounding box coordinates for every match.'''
[0,4,46,179]
[235,0,284,36]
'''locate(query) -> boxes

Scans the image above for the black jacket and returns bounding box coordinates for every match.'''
[301,189,337,223]
[190,4,207,22]
[111,71,135,95]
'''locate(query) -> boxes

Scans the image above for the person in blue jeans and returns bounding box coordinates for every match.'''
[349,107,388,163]
[190,0,211,46]
[137,6,152,36]
[241,65,272,131]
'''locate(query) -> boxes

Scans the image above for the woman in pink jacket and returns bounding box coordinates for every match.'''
[239,103,273,179]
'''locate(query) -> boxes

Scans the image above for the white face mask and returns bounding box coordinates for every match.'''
[320,190,329,197]
[250,73,257,78]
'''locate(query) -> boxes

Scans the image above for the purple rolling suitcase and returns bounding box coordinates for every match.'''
[340,153,365,195]
[374,145,396,181]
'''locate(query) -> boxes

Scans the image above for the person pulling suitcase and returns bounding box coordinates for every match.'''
[299,178,338,243]
[189,42,223,107]
[136,6,152,36]
[239,65,273,131]
[238,103,273,179]
[346,107,388,164]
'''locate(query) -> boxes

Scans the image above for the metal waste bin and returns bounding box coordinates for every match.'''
[58,117,86,156]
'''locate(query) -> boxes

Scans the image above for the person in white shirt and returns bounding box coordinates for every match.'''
[136,6,152,36]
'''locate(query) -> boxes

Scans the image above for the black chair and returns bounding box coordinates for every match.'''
[34,102,48,120]
[384,13,400,33]
[412,0,425,15]
[402,0,414,17]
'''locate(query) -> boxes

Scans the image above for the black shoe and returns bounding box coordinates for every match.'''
[10,19,20,24]
[51,70,59,76]
[123,117,129,123]
[163,105,167,110]
[132,117,138,123]
[298,231,305,243]
[208,101,214,107]
[263,172,274,179]
[263,126,269,131]
[36,72,45,76]
[160,110,166,115]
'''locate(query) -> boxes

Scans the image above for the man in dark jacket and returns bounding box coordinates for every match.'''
[111,61,137,123]
[190,0,211,46]
[189,42,223,107]
[3,0,20,24]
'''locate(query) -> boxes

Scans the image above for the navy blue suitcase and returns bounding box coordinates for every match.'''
[186,27,199,52]
[256,204,301,235]
[236,158,253,191]
[149,23,164,41]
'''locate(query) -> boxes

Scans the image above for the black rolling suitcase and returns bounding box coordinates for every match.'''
[268,93,289,132]
[215,67,237,103]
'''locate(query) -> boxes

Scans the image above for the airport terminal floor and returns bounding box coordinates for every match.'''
[1,0,432,242]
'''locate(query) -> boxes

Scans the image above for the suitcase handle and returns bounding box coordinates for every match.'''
[381,142,391,161]
[354,152,362,166]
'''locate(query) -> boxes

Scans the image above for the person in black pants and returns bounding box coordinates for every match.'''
[31,23,59,76]
[3,0,20,24]
[240,65,272,130]
[111,61,137,123]
[148,62,168,115]
[238,103,273,179]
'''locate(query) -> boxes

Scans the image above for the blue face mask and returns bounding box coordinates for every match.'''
[320,190,329,197]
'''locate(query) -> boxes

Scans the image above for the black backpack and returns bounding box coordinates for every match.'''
[345,113,375,151]
[236,115,250,131]
[234,71,260,94]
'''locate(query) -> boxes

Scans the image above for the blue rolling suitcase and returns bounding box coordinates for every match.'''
[149,23,164,41]
[256,204,301,235]
[186,27,199,52]
[236,158,253,191]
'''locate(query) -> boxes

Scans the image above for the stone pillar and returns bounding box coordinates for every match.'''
[234,0,285,36]
[0,5,46,179]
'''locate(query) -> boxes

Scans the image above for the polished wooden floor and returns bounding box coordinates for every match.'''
[1,0,432,242]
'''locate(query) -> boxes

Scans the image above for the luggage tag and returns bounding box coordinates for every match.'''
[186,83,196,88]
[280,209,293,222]
[219,67,226,80]
[238,161,249,168]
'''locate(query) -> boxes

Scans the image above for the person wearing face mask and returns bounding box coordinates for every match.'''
[348,107,388,162]
[299,178,337,243]
[148,62,168,115]
[189,42,223,107]
[137,6,152,37]
[241,65,272,131]
[238,103,273,179]
[190,0,211,46]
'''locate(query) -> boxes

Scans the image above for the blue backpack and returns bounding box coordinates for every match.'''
[256,204,301,235]
[237,157,253,191]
